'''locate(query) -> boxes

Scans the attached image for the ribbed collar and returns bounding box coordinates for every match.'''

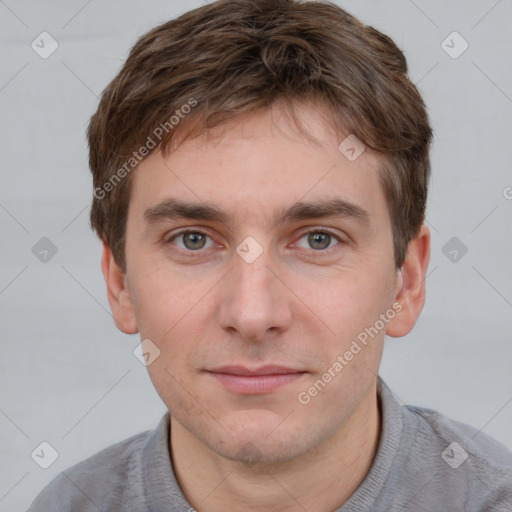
[336,377,405,511]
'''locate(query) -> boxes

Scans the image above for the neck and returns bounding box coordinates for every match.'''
[170,383,381,512]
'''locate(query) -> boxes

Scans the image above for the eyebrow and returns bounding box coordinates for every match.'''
[143,197,371,228]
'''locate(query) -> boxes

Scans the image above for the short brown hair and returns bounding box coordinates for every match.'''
[88,0,433,272]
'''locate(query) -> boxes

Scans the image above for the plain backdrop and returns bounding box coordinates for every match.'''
[1,0,511,510]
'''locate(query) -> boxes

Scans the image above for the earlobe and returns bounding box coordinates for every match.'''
[386,224,431,338]
[101,240,139,335]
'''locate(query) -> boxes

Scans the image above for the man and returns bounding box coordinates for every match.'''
[27,0,512,510]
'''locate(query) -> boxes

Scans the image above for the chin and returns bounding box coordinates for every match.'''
[206,422,310,467]
[221,439,305,467]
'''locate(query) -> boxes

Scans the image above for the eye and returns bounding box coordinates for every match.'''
[295,229,343,251]
[167,230,215,251]
[165,228,344,255]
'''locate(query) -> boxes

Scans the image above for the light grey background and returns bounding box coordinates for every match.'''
[1,0,511,510]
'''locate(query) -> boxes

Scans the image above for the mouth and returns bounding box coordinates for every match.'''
[205,365,307,394]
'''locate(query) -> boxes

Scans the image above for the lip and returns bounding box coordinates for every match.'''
[206,365,307,394]
[208,365,303,376]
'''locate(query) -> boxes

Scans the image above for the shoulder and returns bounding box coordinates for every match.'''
[407,403,512,469]
[403,403,512,508]
[26,425,156,512]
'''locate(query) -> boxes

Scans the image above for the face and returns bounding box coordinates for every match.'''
[108,100,422,465]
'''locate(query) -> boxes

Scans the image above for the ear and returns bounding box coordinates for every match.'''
[101,240,139,335]
[386,223,431,338]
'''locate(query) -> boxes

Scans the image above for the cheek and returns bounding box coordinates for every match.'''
[303,271,393,339]
[130,263,207,338]
[130,269,219,392]
[298,275,394,383]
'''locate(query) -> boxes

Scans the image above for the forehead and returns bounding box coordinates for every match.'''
[129,101,388,231]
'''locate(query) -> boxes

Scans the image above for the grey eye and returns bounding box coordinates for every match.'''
[295,231,340,251]
[307,232,332,250]
[171,231,214,251]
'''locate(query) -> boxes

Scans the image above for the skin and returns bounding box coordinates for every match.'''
[102,99,430,511]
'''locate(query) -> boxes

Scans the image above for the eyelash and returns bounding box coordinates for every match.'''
[165,227,345,257]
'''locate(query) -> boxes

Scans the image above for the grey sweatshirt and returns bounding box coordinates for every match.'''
[27,377,512,511]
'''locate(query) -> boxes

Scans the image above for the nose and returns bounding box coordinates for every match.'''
[217,244,293,343]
